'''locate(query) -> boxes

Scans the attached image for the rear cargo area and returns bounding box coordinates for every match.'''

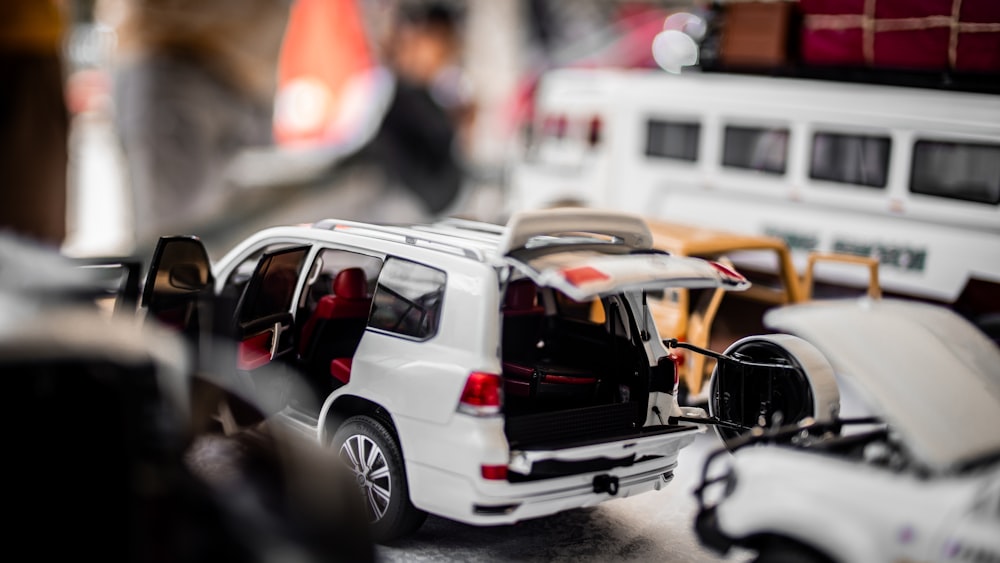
[499,282,667,449]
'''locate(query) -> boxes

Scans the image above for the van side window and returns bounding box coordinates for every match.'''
[370,258,446,339]
[722,125,789,174]
[810,131,891,188]
[646,119,700,161]
[910,140,1000,205]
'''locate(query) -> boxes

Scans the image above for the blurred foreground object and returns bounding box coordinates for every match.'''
[1,233,375,562]
[0,0,69,247]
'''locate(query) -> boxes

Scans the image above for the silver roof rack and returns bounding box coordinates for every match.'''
[311,218,490,261]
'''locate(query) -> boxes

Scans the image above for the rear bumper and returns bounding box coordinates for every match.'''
[397,402,704,526]
[408,453,682,526]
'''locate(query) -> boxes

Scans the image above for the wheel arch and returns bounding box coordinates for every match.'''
[717,456,884,563]
[728,507,880,563]
[326,398,427,542]
[320,394,398,445]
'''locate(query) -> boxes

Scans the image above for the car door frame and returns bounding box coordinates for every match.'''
[231,245,312,373]
[141,235,215,336]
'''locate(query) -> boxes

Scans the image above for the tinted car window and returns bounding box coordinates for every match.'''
[369,258,446,339]
[722,125,789,174]
[646,119,700,161]
[810,131,891,188]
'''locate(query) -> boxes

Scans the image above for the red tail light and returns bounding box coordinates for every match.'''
[458,371,502,416]
[710,261,747,284]
[481,464,508,480]
[666,352,682,394]
[669,350,685,371]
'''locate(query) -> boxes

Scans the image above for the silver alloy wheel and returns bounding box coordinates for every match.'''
[339,434,392,522]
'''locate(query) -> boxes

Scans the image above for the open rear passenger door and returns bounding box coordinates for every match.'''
[231,246,311,373]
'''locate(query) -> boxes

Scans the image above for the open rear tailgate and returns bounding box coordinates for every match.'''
[511,250,749,301]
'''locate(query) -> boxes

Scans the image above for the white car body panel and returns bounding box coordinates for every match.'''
[764,298,1000,471]
[400,410,699,525]
[699,298,1000,562]
[716,447,1000,563]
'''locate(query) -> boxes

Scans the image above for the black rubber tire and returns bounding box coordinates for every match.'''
[331,415,427,543]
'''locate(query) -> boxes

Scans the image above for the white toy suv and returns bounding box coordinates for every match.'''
[140,208,830,542]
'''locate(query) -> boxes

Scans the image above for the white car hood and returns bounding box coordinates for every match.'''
[764,298,1000,473]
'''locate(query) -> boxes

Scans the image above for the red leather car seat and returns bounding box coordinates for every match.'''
[298,267,370,356]
[503,278,544,316]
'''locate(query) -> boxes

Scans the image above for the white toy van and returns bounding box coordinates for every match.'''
[507,68,1000,332]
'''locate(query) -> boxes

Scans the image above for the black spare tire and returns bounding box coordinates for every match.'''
[708,334,839,450]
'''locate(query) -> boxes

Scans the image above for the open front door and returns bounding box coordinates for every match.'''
[141,236,214,337]
[232,246,310,373]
